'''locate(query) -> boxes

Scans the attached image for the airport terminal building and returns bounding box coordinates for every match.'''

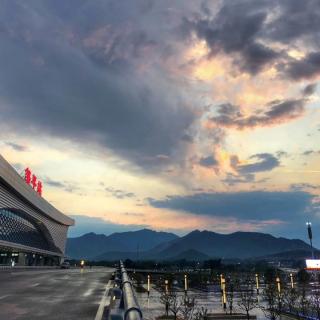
[0,154,74,266]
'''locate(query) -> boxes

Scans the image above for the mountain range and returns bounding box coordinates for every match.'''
[66,229,314,261]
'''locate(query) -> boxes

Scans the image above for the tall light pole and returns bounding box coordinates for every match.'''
[290,273,294,289]
[184,274,188,294]
[221,276,227,310]
[306,222,314,259]
[147,275,150,297]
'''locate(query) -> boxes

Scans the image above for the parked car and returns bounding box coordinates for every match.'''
[60,261,70,269]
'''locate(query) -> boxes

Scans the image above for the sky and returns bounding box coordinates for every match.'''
[0,0,320,245]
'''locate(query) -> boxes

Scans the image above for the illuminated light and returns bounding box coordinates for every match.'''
[221,276,227,310]
[31,174,37,189]
[255,274,259,294]
[165,279,169,293]
[276,277,281,294]
[23,167,43,197]
[24,168,32,184]
[184,274,188,292]
[306,259,320,270]
[290,273,294,289]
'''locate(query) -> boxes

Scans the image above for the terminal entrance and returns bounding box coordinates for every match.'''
[0,250,60,266]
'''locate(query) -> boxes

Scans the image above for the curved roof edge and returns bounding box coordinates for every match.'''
[0,154,74,226]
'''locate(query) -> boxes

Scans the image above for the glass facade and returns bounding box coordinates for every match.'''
[0,208,61,254]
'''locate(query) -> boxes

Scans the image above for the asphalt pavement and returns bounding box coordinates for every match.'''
[0,267,114,320]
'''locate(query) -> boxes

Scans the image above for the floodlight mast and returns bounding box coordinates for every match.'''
[306,222,314,259]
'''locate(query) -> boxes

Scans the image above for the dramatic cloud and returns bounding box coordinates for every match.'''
[0,1,195,171]
[284,52,320,80]
[222,153,278,185]
[184,1,279,74]
[236,153,280,174]
[149,191,315,221]
[210,99,306,129]
[1,0,320,245]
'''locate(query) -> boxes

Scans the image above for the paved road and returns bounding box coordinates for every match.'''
[0,267,113,320]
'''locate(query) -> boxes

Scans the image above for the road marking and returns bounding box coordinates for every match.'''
[83,288,93,297]
[0,295,10,300]
[30,283,40,287]
[95,280,113,320]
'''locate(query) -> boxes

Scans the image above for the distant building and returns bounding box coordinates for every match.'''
[0,154,74,266]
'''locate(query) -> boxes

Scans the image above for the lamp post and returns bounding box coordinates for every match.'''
[306,222,314,259]
[276,277,281,295]
[165,279,169,294]
[221,276,226,310]
[184,274,188,294]
[147,275,150,297]
[290,273,294,289]
[255,273,259,294]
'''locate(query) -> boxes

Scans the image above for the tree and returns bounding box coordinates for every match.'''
[160,289,172,317]
[298,284,310,318]
[193,306,208,320]
[168,292,181,320]
[311,288,320,319]
[297,269,310,284]
[237,279,258,320]
[283,287,299,315]
[180,296,196,320]
[226,281,235,314]
[260,283,282,320]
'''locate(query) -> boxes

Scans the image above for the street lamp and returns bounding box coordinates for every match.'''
[276,277,281,295]
[290,273,294,289]
[147,275,150,297]
[221,275,226,310]
[184,274,188,294]
[306,222,314,259]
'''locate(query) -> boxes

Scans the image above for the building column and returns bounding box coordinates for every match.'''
[17,252,26,266]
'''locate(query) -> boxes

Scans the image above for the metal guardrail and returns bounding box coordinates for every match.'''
[120,261,143,320]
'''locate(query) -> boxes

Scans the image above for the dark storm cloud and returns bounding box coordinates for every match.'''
[183,0,320,78]
[149,191,315,221]
[210,99,306,129]
[184,1,279,74]
[0,1,195,171]
[284,52,320,80]
[266,0,320,43]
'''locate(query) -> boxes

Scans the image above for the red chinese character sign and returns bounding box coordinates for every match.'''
[31,174,37,189]
[24,168,43,197]
[24,168,31,184]
[37,181,43,196]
